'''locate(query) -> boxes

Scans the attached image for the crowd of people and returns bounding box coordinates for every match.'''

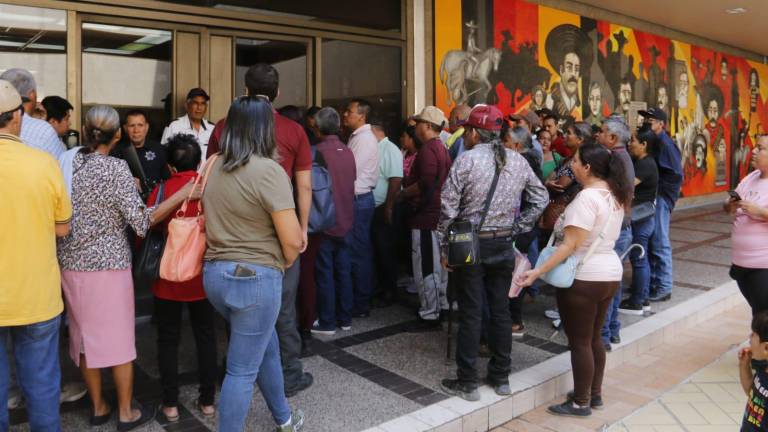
[1,55,767,432]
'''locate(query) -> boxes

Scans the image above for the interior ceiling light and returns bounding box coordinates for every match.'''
[725,7,747,14]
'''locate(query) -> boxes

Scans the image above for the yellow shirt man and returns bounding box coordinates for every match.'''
[0,133,72,326]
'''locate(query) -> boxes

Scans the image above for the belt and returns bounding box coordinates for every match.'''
[478,229,514,239]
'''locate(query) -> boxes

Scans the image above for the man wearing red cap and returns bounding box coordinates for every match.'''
[438,105,548,401]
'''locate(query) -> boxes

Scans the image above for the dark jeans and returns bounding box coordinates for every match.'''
[602,226,631,342]
[154,297,217,407]
[316,234,354,327]
[351,192,375,314]
[276,259,305,389]
[558,280,619,406]
[0,315,61,432]
[730,264,768,315]
[372,204,398,301]
[454,237,515,389]
[628,215,656,304]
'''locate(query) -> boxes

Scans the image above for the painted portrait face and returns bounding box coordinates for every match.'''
[533,88,545,106]
[657,86,668,111]
[588,85,601,117]
[560,52,581,96]
[707,100,719,124]
[720,59,728,80]
[695,145,705,168]
[678,72,689,108]
[619,83,632,112]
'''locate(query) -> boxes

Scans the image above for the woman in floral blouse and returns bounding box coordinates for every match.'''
[57,105,196,431]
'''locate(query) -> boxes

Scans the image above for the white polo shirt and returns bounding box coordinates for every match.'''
[161,115,214,157]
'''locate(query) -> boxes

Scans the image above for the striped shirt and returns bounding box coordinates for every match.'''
[20,113,65,159]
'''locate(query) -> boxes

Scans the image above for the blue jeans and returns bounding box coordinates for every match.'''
[0,315,61,432]
[649,198,674,296]
[350,192,375,314]
[628,215,656,304]
[316,234,353,328]
[602,226,631,342]
[203,261,291,430]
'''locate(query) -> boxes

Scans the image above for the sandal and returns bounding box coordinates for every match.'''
[90,403,112,426]
[159,404,180,423]
[197,399,215,418]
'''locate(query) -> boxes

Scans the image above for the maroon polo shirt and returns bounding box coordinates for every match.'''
[315,135,356,237]
[404,137,451,230]
[206,112,312,178]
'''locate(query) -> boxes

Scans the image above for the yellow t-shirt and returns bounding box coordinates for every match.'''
[0,134,71,325]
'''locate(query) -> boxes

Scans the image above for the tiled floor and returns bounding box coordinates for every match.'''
[493,302,750,432]
[9,203,746,432]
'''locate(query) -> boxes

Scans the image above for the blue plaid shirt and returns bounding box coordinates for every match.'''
[20,113,65,159]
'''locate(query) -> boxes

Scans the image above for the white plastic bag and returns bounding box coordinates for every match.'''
[508,246,531,298]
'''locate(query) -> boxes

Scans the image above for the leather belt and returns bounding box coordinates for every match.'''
[478,229,514,239]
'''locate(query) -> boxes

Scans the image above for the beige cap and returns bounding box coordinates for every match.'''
[509,108,541,129]
[0,80,22,114]
[412,105,448,128]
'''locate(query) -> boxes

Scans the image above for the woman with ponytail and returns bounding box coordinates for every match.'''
[57,105,196,431]
[517,142,632,418]
[437,105,548,401]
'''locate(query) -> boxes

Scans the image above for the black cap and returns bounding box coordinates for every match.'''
[186,88,210,101]
[638,107,667,123]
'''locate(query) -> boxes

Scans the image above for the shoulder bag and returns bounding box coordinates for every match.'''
[159,154,218,282]
[133,182,166,287]
[631,200,656,223]
[534,205,615,288]
[447,165,501,267]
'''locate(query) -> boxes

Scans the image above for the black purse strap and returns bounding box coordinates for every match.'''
[477,165,501,231]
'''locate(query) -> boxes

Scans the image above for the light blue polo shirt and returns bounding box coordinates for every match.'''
[373,137,404,206]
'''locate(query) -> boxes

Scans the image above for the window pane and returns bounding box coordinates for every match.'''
[322,40,401,138]
[235,38,307,109]
[82,23,172,141]
[0,3,66,99]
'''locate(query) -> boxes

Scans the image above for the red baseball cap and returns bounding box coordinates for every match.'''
[461,104,504,131]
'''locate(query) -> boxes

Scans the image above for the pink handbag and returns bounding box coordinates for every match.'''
[159,155,219,282]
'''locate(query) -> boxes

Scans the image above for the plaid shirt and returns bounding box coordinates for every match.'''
[437,143,548,249]
[20,113,65,159]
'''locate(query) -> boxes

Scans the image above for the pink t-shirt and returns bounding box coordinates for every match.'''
[732,170,768,268]
[560,188,625,282]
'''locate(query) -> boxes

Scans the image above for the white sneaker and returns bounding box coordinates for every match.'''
[544,309,560,320]
[60,381,88,403]
[7,388,22,410]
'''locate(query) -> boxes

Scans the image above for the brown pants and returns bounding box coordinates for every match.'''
[557,279,620,406]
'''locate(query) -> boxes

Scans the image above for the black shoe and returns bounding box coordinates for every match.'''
[604,342,612,352]
[440,379,480,402]
[405,318,442,333]
[484,378,511,396]
[566,391,604,410]
[285,372,313,398]
[547,400,591,417]
[117,403,156,432]
[618,300,644,316]
[649,292,671,302]
[90,404,112,426]
[610,335,621,344]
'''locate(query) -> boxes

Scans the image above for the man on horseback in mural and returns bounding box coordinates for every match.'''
[439,21,501,106]
[544,24,593,122]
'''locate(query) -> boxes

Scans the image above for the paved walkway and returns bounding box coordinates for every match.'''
[8,203,745,431]
[493,301,750,432]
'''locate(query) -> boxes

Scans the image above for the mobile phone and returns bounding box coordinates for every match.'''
[233,264,256,277]
[728,190,742,201]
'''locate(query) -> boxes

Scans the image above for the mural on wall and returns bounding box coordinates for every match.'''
[434,0,768,197]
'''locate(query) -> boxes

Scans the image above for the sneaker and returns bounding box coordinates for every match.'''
[285,373,313,398]
[610,335,621,344]
[566,391,604,410]
[440,379,480,402]
[511,323,526,338]
[547,400,591,417]
[339,323,352,331]
[618,300,644,316]
[544,309,560,320]
[276,409,305,432]
[484,379,511,396]
[643,300,651,312]
[405,318,442,333]
[60,381,88,404]
[310,321,336,336]
[551,319,562,329]
[7,388,22,410]
[649,292,671,302]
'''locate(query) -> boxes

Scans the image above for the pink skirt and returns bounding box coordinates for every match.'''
[61,269,136,368]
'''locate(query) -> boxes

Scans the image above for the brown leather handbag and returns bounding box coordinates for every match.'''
[538,183,582,230]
